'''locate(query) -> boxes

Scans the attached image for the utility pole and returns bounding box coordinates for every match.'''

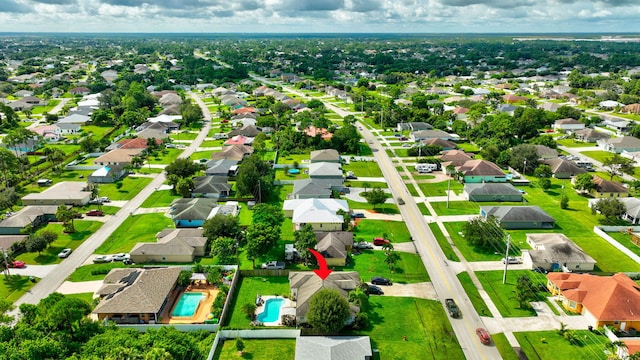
[1,247,10,279]
[446,176,452,208]
[502,235,511,284]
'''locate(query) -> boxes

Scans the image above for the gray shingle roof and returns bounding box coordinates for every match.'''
[295,336,372,360]
[481,206,555,223]
[464,183,522,197]
[289,271,359,318]
[526,233,596,265]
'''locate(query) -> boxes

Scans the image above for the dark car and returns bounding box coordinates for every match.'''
[371,276,392,285]
[367,284,384,295]
[351,212,366,218]
[534,266,548,274]
[396,197,405,205]
[373,237,390,246]
[476,328,492,345]
[86,210,104,216]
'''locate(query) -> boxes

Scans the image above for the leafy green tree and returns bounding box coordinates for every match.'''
[362,188,387,210]
[331,124,361,154]
[180,101,203,127]
[538,178,552,192]
[119,110,146,127]
[509,144,539,175]
[574,173,595,193]
[385,252,401,272]
[462,216,505,249]
[26,234,47,254]
[165,158,201,179]
[0,298,15,324]
[0,186,19,211]
[603,153,635,180]
[591,198,626,224]
[241,303,256,320]
[235,338,245,353]
[251,203,284,227]
[245,222,280,267]
[0,148,19,187]
[513,275,537,309]
[203,214,240,241]
[56,205,77,233]
[37,229,58,248]
[560,195,569,209]
[177,270,192,287]
[235,155,274,202]
[534,164,553,178]
[210,236,237,264]
[306,289,350,334]
[175,177,194,198]
[79,137,99,153]
[294,224,316,264]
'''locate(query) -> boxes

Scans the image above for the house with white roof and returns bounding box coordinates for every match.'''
[283,198,348,231]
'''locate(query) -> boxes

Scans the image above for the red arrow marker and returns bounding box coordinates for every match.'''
[308,248,332,280]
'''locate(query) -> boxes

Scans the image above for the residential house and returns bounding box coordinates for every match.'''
[130,228,207,263]
[614,197,640,224]
[590,176,629,198]
[315,231,354,267]
[4,138,41,154]
[480,206,556,229]
[208,201,240,218]
[147,114,182,124]
[464,183,523,202]
[228,124,261,138]
[0,235,28,252]
[602,118,631,134]
[88,165,127,183]
[457,160,507,183]
[224,135,253,146]
[191,176,231,198]
[92,267,182,323]
[288,271,360,324]
[422,138,457,151]
[439,150,474,169]
[410,129,457,142]
[622,103,640,115]
[541,158,586,179]
[210,144,254,161]
[158,93,182,107]
[56,123,81,134]
[533,145,559,160]
[310,149,340,163]
[112,137,162,150]
[294,336,373,360]
[94,149,143,166]
[0,206,59,235]
[497,104,518,115]
[397,122,433,132]
[553,118,585,132]
[69,87,90,96]
[283,198,348,231]
[22,181,91,206]
[309,162,343,180]
[523,233,596,272]
[547,273,640,331]
[503,94,527,103]
[58,113,90,124]
[304,126,333,140]
[7,99,34,111]
[170,198,219,227]
[136,122,173,139]
[205,159,239,176]
[598,136,640,153]
[291,179,339,199]
[574,128,610,143]
[31,125,61,142]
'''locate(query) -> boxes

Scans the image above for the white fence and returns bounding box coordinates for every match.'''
[593,227,640,264]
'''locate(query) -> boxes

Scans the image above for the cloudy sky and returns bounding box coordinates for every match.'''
[0,0,638,33]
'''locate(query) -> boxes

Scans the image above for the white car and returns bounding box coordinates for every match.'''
[112,253,130,261]
[502,257,522,264]
[58,248,72,258]
[93,255,113,263]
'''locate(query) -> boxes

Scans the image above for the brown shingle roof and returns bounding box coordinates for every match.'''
[457,160,504,176]
[592,176,629,194]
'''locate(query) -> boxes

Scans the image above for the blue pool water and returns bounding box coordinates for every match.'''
[288,168,300,174]
[172,292,205,317]
[257,298,284,322]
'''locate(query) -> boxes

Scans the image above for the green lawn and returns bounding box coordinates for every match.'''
[346,297,464,360]
[456,142,481,152]
[457,272,491,317]
[169,131,198,140]
[430,201,480,216]
[275,168,308,180]
[191,150,214,160]
[418,181,464,197]
[1,275,36,303]
[556,139,597,148]
[515,330,609,360]
[15,221,103,265]
[147,148,184,164]
[68,262,134,282]
[493,333,520,360]
[353,219,412,243]
[344,250,429,284]
[606,231,640,257]
[213,339,295,360]
[200,140,224,147]
[343,160,383,177]
[98,177,153,201]
[475,270,547,317]
[276,153,309,165]
[417,202,431,215]
[444,222,509,262]
[346,199,399,214]
[428,223,459,261]
[64,292,95,307]
[226,276,292,328]
[81,125,117,140]
[580,150,614,163]
[140,189,180,208]
[95,213,174,254]
[345,181,388,189]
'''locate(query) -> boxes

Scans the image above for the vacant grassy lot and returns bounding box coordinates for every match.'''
[276,153,309,165]
[213,339,296,360]
[346,199,399,214]
[15,221,103,265]
[456,142,481,152]
[515,330,608,360]
[431,200,530,216]
[457,272,491,317]
[475,270,548,317]
[580,150,613,163]
[140,189,180,208]
[353,219,412,243]
[444,222,510,262]
[169,131,199,140]
[344,250,429,284]
[418,180,464,197]
[147,148,183,164]
[346,297,464,360]
[343,160,383,177]
[68,262,133,282]
[226,276,291,328]
[98,177,153,201]
[95,213,174,254]
[556,138,597,148]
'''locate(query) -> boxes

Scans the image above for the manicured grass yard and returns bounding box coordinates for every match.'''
[418,180,464,197]
[140,189,180,208]
[444,222,508,262]
[346,199,399,214]
[191,150,214,160]
[275,168,308,180]
[226,276,291,328]
[344,250,429,284]
[15,221,103,265]
[147,148,184,164]
[353,219,412,243]
[64,292,95,307]
[98,177,153,201]
[347,297,464,360]
[95,213,174,254]
[170,131,198,140]
[430,201,480,216]
[580,150,613,163]
[556,138,597,148]
[276,153,309,165]
[213,339,295,360]
[514,330,608,360]
[343,160,383,177]
[1,275,36,303]
[428,223,459,261]
[68,262,133,282]
[492,333,520,360]
[199,140,224,147]
[605,231,640,257]
[457,272,491,317]
[475,270,547,317]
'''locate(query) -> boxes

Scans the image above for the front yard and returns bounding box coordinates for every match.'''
[140,189,181,208]
[353,219,412,243]
[515,330,609,360]
[344,250,429,284]
[95,213,174,254]
[475,270,550,318]
[343,160,383,177]
[98,177,153,201]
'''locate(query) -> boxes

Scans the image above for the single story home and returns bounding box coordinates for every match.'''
[21,181,91,206]
[0,206,59,235]
[422,138,457,151]
[94,149,143,166]
[295,336,372,360]
[547,273,640,331]
[56,123,81,134]
[228,124,261,138]
[57,113,90,124]
[309,162,343,180]
[130,228,207,263]
[439,150,473,169]
[464,183,523,202]
[291,179,339,199]
[590,176,629,198]
[541,158,586,179]
[315,231,354,267]
[170,198,218,227]
[310,149,340,163]
[480,206,555,229]
[457,160,507,183]
[289,271,360,324]
[410,129,457,142]
[574,128,610,143]
[93,267,182,324]
[598,136,640,154]
[397,122,433,132]
[523,233,596,272]
[88,165,127,183]
[283,198,348,231]
[205,159,239,176]
[553,118,585,132]
[211,144,254,161]
[533,145,559,160]
[191,176,231,198]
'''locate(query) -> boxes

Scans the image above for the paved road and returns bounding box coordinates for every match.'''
[10,92,211,316]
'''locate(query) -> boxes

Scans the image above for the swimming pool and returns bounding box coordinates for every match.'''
[257,297,284,323]
[287,168,300,174]
[172,292,205,317]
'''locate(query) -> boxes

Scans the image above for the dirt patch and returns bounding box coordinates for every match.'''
[377,282,437,299]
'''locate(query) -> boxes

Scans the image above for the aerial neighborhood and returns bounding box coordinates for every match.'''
[2,34,640,360]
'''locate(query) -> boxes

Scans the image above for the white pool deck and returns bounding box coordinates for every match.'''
[255,295,295,326]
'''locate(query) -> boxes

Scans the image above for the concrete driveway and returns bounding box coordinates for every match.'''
[6,265,57,278]
[56,280,103,295]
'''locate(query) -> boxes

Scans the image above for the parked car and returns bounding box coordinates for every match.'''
[476,328,492,345]
[502,257,522,264]
[373,237,390,246]
[367,284,384,295]
[402,143,412,147]
[112,253,130,261]
[354,242,374,249]
[351,212,366,218]
[399,136,408,141]
[98,196,111,203]
[371,276,392,285]
[58,248,72,258]
[9,260,25,268]
[123,259,134,265]
[93,255,112,263]
[261,261,285,270]
[533,266,548,274]
[86,210,104,216]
